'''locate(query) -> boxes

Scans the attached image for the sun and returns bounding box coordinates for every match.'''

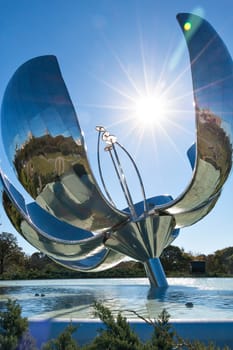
[134,94,168,126]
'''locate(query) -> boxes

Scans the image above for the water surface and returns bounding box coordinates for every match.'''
[0,278,232,320]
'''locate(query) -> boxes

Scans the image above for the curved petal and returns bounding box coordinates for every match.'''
[0,173,125,269]
[51,249,126,272]
[1,56,129,233]
[155,13,233,227]
[0,173,101,258]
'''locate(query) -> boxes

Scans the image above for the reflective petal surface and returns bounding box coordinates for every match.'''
[0,13,232,287]
[156,13,233,226]
[1,56,129,232]
[0,173,125,270]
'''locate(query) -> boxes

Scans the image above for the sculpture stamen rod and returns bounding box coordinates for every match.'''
[96,125,148,219]
[0,13,233,288]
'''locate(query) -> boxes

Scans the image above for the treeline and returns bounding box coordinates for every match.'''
[0,232,233,280]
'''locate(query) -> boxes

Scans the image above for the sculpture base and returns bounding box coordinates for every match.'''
[144,258,168,288]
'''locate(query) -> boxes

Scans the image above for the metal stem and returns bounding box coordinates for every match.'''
[96,126,147,219]
[111,144,137,219]
[96,131,116,207]
[116,142,148,213]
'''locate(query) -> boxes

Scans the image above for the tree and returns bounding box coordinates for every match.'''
[27,252,51,270]
[0,232,25,275]
[160,245,192,274]
[0,299,36,350]
[42,324,79,350]
[86,302,142,350]
[206,247,233,275]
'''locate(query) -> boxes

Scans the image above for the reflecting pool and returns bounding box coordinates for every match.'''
[0,278,233,320]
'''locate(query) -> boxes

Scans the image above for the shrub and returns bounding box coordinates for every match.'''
[83,302,142,350]
[0,299,36,350]
[42,324,80,350]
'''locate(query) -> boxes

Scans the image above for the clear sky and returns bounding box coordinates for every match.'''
[0,0,233,256]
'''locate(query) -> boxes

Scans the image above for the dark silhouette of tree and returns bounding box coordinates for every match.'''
[0,232,25,275]
[160,245,192,274]
[207,247,233,275]
[27,252,52,270]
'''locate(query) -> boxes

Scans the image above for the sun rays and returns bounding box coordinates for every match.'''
[80,18,199,169]
[84,65,195,164]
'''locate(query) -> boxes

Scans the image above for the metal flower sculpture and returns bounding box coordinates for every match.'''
[0,13,233,287]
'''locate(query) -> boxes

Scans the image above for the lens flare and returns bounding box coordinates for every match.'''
[184,22,192,31]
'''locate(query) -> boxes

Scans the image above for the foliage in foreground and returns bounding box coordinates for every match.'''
[42,324,80,350]
[89,304,230,350]
[0,299,36,350]
[0,299,230,350]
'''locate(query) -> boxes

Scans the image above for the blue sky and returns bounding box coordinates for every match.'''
[0,0,233,256]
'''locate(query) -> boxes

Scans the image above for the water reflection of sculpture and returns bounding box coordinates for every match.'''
[0,13,233,287]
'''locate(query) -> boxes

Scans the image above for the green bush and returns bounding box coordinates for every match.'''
[83,302,142,350]
[42,324,79,350]
[0,299,37,350]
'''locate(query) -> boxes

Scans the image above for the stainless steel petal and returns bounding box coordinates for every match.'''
[154,13,233,226]
[172,192,220,228]
[0,172,104,259]
[0,174,125,269]
[51,249,126,272]
[1,55,129,232]
[106,213,176,260]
